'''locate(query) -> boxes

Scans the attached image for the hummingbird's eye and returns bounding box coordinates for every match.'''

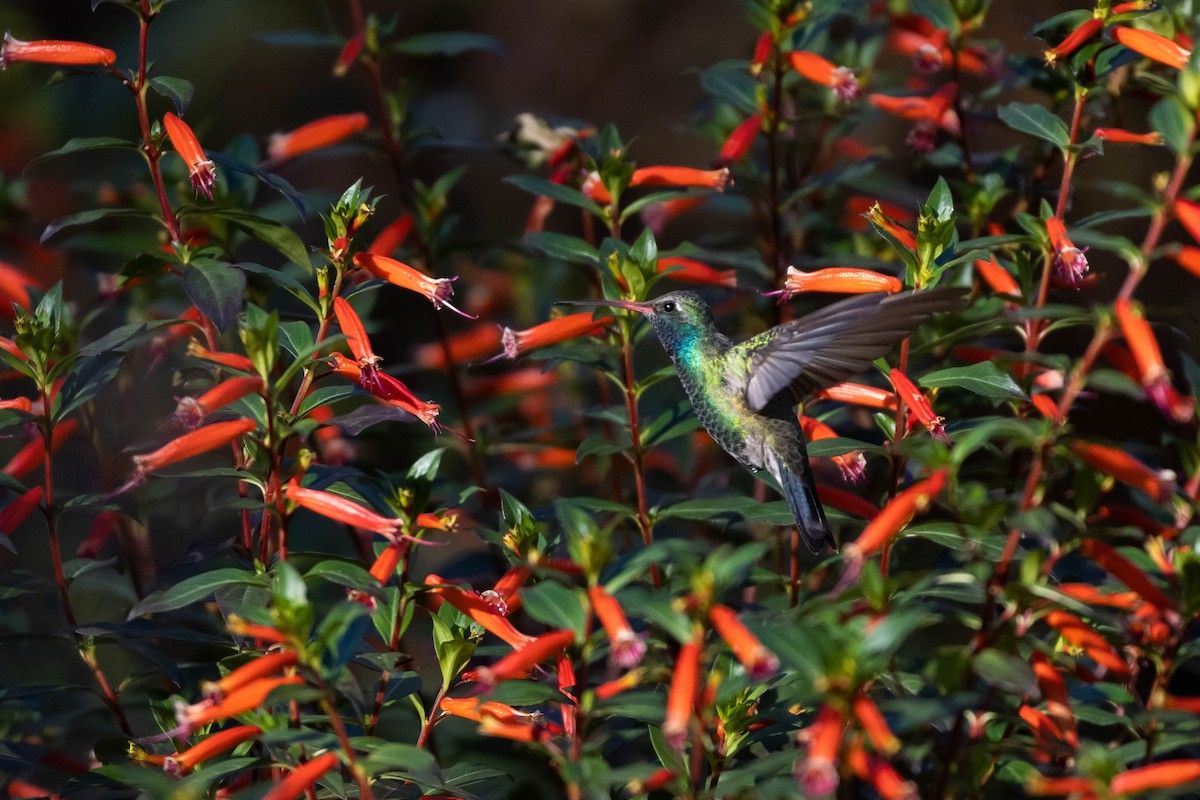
[662,300,676,313]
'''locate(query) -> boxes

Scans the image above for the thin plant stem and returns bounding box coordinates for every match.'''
[618,317,659,587]
[131,1,182,245]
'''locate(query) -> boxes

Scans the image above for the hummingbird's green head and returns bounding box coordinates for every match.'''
[559,290,716,357]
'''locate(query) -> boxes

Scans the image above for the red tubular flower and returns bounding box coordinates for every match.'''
[1042,18,1103,64]
[1176,200,1200,246]
[1110,760,1200,795]
[629,769,678,793]
[186,342,254,371]
[1020,705,1073,761]
[1044,611,1129,678]
[466,628,575,688]
[1175,245,1200,278]
[175,376,263,428]
[0,334,26,361]
[267,112,370,163]
[0,486,42,538]
[589,585,645,668]
[0,260,32,317]
[328,353,443,432]
[1095,128,1163,145]
[717,113,763,166]
[1028,775,1097,796]
[413,324,503,369]
[3,420,77,478]
[162,113,217,201]
[286,478,401,537]
[662,633,703,749]
[1045,217,1089,288]
[1113,300,1194,423]
[487,566,531,614]
[787,52,860,101]
[816,382,899,411]
[368,543,404,584]
[629,166,731,190]
[708,605,778,679]
[750,32,773,76]
[772,266,902,301]
[797,705,845,797]
[640,195,706,235]
[1,32,116,69]
[847,744,916,800]
[415,511,458,532]
[424,576,535,649]
[366,214,414,256]
[163,724,261,777]
[226,615,289,644]
[868,84,960,132]
[333,296,380,373]
[1030,652,1077,746]
[817,485,880,520]
[852,694,899,754]
[1081,539,1177,613]
[353,252,473,318]
[202,651,300,702]
[487,313,615,363]
[866,203,919,251]
[848,469,948,559]
[799,416,865,483]
[974,257,1020,298]
[1113,26,1191,70]
[132,418,256,476]
[1071,441,1173,503]
[176,675,305,731]
[889,369,949,444]
[656,256,737,288]
[595,669,643,699]
[262,752,340,800]
[332,31,364,77]
[0,397,32,413]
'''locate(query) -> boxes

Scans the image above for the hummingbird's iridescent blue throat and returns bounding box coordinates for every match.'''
[561,289,965,552]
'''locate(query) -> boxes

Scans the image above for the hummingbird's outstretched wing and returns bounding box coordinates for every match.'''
[740,288,967,412]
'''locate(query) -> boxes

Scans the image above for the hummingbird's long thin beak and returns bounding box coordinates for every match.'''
[557,298,654,315]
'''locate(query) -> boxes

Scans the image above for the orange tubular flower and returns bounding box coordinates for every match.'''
[1031,652,1075,742]
[868,84,960,130]
[848,469,948,559]
[3,420,77,479]
[866,203,919,251]
[1113,300,1194,423]
[162,113,217,201]
[0,486,42,538]
[787,52,860,101]
[1177,199,1200,247]
[708,605,778,680]
[889,369,949,444]
[797,705,845,797]
[1045,217,1089,288]
[817,485,880,520]
[1042,18,1103,64]
[286,478,402,537]
[1044,611,1129,678]
[267,112,370,162]
[640,195,706,234]
[1175,245,1200,278]
[657,256,737,288]
[487,313,615,363]
[589,585,645,668]
[1081,539,1177,613]
[262,752,340,800]
[366,214,414,256]
[1071,441,1173,503]
[328,353,443,432]
[202,651,300,702]
[799,416,865,483]
[717,113,763,166]
[1,33,116,69]
[772,266,902,300]
[662,633,703,749]
[226,615,289,644]
[629,166,731,190]
[852,695,899,754]
[352,252,473,318]
[817,382,899,411]
[1020,705,1073,761]
[0,260,32,317]
[163,724,262,777]
[1028,775,1097,797]
[0,397,32,413]
[131,418,256,476]
[848,744,917,800]
[466,628,575,688]
[595,669,643,699]
[424,577,535,649]
[1113,26,1191,70]
[974,257,1020,298]
[175,675,306,731]
[369,543,404,584]
[186,342,254,371]
[175,376,263,428]
[414,324,503,369]
[1110,760,1200,795]
[1095,128,1163,145]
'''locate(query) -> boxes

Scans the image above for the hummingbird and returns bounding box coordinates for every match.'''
[561,288,966,553]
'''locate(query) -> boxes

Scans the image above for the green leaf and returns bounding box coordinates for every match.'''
[997,102,1071,150]
[391,31,502,57]
[919,362,1029,401]
[698,60,759,115]
[430,613,476,688]
[208,151,307,217]
[25,137,139,170]
[305,559,379,594]
[504,175,605,217]
[629,227,657,268]
[1149,96,1195,156]
[53,352,122,423]
[40,208,160,243]
[519,582,587,639]
[191,207,311,270]
[148,76,195,115]
[128,568,267,618]
[523,232,599,265]
[974,649,1037,694]
[183,260,246,332]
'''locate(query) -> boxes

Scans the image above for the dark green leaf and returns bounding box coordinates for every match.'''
[208,151,307,217]
[183,260,246,332]
[920,362,1029,401]
[148,76,195,115]
[519,582,587,639]
[41,208,160,243]
[1149,97,1195,156]
[190,207,311,270]
[974,649,1037,694]
[128,568,267,618]
[392,31,502,57]
[25,137,138,170]
[997,103,1070,150]
[524,232,599,265]
[54,352,122,422]
[504,175,605,217]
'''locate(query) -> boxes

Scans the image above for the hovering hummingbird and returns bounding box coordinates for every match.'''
[561,288,966,553]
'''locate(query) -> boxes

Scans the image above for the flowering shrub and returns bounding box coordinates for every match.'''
[2,1,1200,799]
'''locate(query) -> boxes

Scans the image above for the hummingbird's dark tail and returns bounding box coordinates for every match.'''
[767,451,835,554]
